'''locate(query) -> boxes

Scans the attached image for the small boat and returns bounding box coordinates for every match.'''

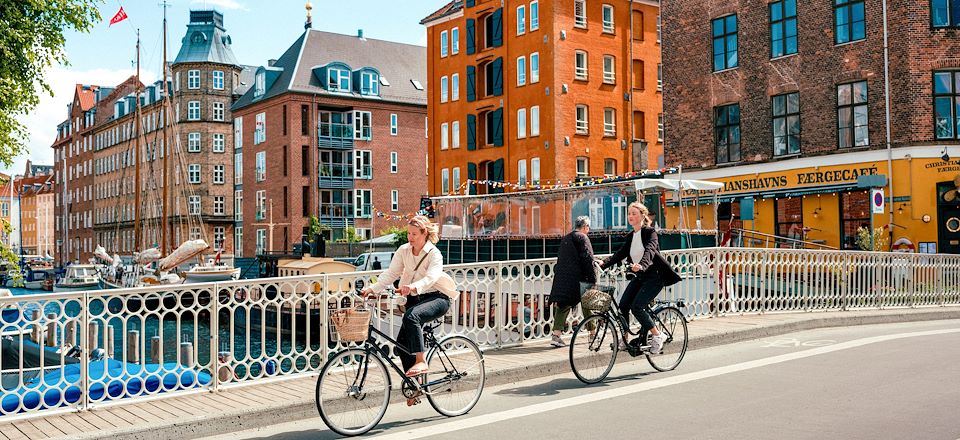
[54,265,102,292]
[183,259,240,283]
[9,267,57,290]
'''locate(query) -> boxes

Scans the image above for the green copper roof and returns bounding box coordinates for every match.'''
[173,10,239,66]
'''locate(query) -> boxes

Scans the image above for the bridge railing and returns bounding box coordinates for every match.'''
[1,247,958,419]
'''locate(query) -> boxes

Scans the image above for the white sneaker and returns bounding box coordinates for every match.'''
[550,334,566,347]
[649,333,667,354]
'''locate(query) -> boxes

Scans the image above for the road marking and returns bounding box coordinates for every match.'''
[370,328,960,440]
[761,338,837,348]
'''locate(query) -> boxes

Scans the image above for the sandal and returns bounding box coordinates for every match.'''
[405,364,429,377]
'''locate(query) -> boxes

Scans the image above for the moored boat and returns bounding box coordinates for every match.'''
[54,265,102,292]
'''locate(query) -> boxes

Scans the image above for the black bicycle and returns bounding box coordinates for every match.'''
[569,269,689,384]
[315,291,485,436]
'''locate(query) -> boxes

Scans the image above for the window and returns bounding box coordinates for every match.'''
[658,113,664,142]
[657,63,662,90]
[390,190,399,211]
[213,133,225,153]
[774,197,803,247]
[254,112,266,144]
[518,108,527,138]
[441,75,449,102]
[188,101,200,121]
[603,55,615,84]
[772,92,801,156]
[213,165,225,184]
[485,111,498,145]
[657,15,662,43]
[452,27,460,54]
[302,186,309,217]
[604,158,616,176]
[256,229,266,254]
[452,120,461,148]
[235,190,243,221]
[441,30,449,57]
[354,189,372,218]
[213,226,225,248]
[453,167,461,193]
[256,190,266,220]
[602,4,614,33]
[188,132,201,152]
[933,0,960,27]
[256,151,266,181]
[214,196,225,216]
[353,150,372,179]
[212,70,224,90]
[837,81,869,148]
[712,15,738,71]
[213,102,224,121]
[603,108,616,136]
[530,106,540,136]
[441,122,449,150]
[188,70,200,89]
[188,164,201,183]
[301,104,309,135]
[234,116,243,149]
[517,56,527,86]
[328,67,351,91]
[715,103,741,163]
[530,1,539,30]
[360,71,379,95]
[576,157,589,177]
[390,114,398,135]
[189,196,201,215]
[934,71,960,139]
[834,0,865,44]
[576,105,589,134]
[234,227,243,257]
[452,73,460,100]
[254,71,265,98]
[517,5,526,35]
[353,111,372,140]
[575,51,588,80]
[770,0,798,58]
[840,191,870,249]
[412,79,424,90]
[442,169,450,195]
[391,151,398,173]
[530,52,540,83]
[301,145,310,176]
[574,0,587,28]
[518,159,528,186]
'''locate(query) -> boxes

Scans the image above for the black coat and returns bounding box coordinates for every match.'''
[601,227,681,286]
[549,230,597,307]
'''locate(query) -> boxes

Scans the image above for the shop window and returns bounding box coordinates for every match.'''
[840,191,870,250]
[774,197,803,247]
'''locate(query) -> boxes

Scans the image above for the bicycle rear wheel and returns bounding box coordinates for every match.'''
[316,348,391,436]
[646,306,688,372]
[569,314,619,384]
[425,335,485,417]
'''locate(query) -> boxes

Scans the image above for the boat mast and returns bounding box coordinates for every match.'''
[134,30,142,251]
[161,0,170,257]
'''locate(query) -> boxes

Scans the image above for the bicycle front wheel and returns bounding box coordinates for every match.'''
[316,348,391,436]
[569,314,619,384]
[646,306,689,372]
[425,335,485,417]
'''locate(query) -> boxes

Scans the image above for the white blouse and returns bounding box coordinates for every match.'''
[370,241,451,297]
[629,232,645,264]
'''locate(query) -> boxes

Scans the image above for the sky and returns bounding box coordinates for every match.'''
[7,0,441,177]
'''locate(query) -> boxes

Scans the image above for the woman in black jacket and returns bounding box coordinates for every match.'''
[548,216,596,347]
[601,202,681,353]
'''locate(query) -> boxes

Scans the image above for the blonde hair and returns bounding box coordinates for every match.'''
[408,215,440,244]
[628,201,654,228]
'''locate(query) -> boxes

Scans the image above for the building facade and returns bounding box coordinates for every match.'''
[663,0,960,253]
[232,27,428,256]
[422,0,663,198]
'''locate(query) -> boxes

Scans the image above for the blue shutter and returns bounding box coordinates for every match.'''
[491,8,503,48]
[492,57,503,97]
[351,70,362,93]
[492,158,505,194]
[492,108,503,146]
[466,0,475,7]
[467,114,477,151]
[466,19,476,55]
[467,162,478,194]
[466,65,476,102]
[603,198,613,230]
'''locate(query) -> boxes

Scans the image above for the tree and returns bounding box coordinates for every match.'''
[336,227,364,244]
[0,1,102,166]
[380,226,408,249]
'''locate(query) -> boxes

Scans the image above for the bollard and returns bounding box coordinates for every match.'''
[127,330,140,363]
[151,336,161,364]
[65,320,77,347]
[105,326,115,358]
[30,310,42,343]
[88,323,99,350]
[45,314,57,347]
[179,342,194,367]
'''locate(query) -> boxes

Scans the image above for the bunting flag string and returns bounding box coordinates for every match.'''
[447,167,680,196]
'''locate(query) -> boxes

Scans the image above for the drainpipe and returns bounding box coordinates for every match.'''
[882,0,894,249]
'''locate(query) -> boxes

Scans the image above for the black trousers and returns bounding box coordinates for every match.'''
[618,273,664,332]
[397,292,450,371]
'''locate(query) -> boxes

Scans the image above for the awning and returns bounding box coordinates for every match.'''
[670,182,861,205]
[634,179,724,192]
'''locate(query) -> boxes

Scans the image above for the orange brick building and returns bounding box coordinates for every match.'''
[422,0,662,196]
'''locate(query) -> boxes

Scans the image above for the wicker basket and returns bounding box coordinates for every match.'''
[331,308,372,342]
[581,284,616,314]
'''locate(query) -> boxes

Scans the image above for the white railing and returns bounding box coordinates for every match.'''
[1,247,959,419]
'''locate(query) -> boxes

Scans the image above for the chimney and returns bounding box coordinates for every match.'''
[268,59,278,67]
[358,29,364,39]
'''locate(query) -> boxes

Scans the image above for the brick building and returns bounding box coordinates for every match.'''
[232,23,428,256]
[422,0,663,198]
[663,0,960,253]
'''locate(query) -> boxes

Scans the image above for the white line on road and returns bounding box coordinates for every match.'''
[370,328,960,440]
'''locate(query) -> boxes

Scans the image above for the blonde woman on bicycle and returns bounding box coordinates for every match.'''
[600,202,681,353]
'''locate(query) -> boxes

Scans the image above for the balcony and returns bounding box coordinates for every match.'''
[319,202,354,228]
[319,163,354,189]
[318,122,354,150]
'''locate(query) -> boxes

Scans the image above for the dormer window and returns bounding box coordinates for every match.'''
[254,71,265,98]
[328,67,351,91]
[360,71,379,96]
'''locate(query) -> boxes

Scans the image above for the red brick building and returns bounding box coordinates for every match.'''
[232,27,427,255]
[662,0,960,253]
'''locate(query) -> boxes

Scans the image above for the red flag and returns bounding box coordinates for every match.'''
[109,7,128,26]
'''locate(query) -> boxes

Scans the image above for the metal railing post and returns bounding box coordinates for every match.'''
[211,282,220,392]
[713,247,722,318]
[80,291,89,412]
[321,274,329,361]
[496,262,504,348]
[841,253,849,311]
[519,261,526,345]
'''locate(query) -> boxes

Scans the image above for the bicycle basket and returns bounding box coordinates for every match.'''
[331,307,372,342]
[581,284,615,314]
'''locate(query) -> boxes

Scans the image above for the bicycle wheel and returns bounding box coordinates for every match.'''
[646,306,688,372]
[316,348,391,436]
[425,335,485,417]
[569,314,619,384]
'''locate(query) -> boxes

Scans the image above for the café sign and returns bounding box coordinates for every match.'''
[723,166,879,192]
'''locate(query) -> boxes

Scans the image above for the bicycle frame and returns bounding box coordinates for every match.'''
[350,322,462,395]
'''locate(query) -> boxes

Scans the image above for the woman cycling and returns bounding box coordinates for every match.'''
[600,202,680,353]
[360,215,457,391]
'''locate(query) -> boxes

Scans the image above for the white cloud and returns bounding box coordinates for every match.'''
[190,0,248,11]
[6,66,156,176]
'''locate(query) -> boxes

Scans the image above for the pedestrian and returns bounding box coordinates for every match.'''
[547,216,596,347]
[371,257,382,270]
[601,202,681,353]
[317,233,326,257]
